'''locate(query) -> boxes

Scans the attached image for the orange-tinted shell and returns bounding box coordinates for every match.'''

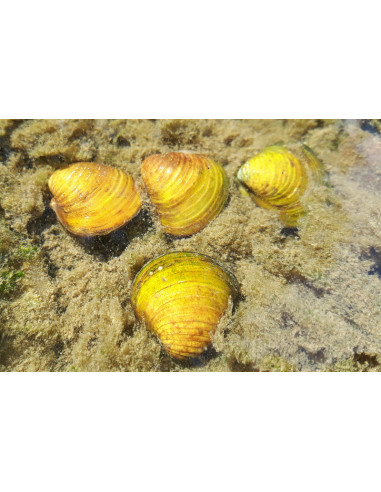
[131,252,238,359]
[48,162,142,237]
[141,152,229,236]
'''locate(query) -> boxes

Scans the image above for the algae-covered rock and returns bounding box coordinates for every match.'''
[1,119,381,372]
[328,353,381,372]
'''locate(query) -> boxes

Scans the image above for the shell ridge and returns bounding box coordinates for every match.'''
[131,252,237,359]
[141,152,228,236]
[237,145,319,226]
[48,162,142,236]
[166,161,226,230]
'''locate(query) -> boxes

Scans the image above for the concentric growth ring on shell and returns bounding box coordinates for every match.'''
[131,252,238,359]
[48,162,142,237]
[141,152,229,236]
[237,145,323,227]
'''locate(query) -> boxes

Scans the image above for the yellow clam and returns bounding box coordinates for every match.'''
[237,145,323,227]
[48,162,142,237]
[141,152,229,236]
[131,252,238,360]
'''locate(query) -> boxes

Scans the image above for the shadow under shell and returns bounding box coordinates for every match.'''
[73,208,154,261]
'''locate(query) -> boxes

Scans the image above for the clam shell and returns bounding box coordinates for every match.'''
[131,252,238,360]
[141,152,229,236]
[237,145,323,227]
[48,162,142,237]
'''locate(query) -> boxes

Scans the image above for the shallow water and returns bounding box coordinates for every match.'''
[0,119,380,371]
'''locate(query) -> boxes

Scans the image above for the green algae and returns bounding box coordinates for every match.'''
[0,270,25,294]
[17,245,38,259]
[0,216,40,297]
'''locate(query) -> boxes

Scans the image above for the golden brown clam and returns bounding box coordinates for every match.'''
[237,145,323,227]
[48,162,142,237]
[131,252,238,360]
[141,152,229,236]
